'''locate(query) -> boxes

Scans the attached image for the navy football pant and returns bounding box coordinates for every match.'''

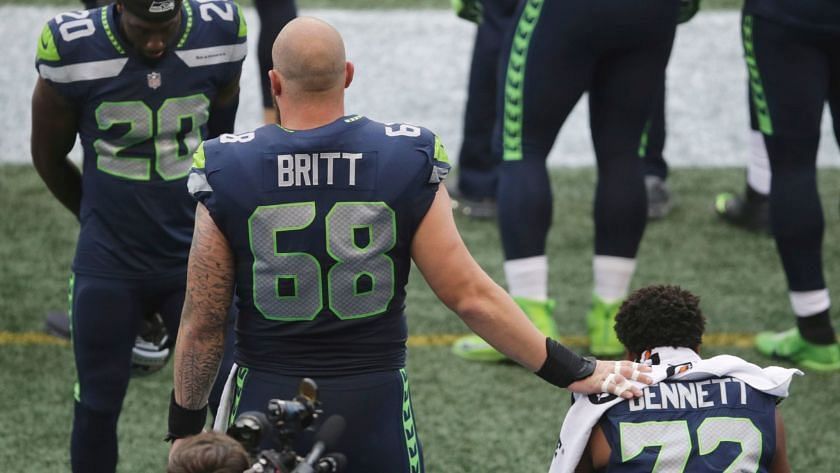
[495,0,678,260]
[255,0,297,108]
[641,80,669,180]
[744,13,840,293]
[69,273,234,472]
[227,367,424,473]
[456,0,518,200]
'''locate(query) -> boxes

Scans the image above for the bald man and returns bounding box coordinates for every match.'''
[168,17,652,472]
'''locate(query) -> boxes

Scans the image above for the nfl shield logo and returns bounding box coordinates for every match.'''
[147,72,162,90]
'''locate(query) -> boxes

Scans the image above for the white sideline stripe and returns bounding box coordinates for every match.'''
[38,58,129,83]
[175,42,248,68]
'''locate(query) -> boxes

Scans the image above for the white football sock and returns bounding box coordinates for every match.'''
[746,130,771,196]
[789,289,831,317]
[593,255,637,304]
[504,255,548,301]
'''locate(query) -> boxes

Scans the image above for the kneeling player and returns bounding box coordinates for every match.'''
[549,285,800,472]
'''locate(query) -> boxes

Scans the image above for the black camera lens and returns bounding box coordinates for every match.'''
[227,411,271,453]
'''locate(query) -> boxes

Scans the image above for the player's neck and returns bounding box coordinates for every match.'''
[277,100,346,131]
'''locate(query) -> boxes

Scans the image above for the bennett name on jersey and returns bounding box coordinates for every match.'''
[627,376,750,412]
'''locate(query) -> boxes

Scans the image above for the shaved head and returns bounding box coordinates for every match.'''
[272,17,347,93]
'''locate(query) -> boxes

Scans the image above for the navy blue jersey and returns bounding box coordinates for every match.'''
[744,0,840,33]
[35,1,246,279]
[190,116,450,375]
[600,377,777,472]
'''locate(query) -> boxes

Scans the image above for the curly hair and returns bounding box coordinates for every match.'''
[167,432,251,473]
[614,285,706,355]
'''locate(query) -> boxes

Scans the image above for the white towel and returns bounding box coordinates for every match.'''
[212,361,239,432]
[547,347,802,473]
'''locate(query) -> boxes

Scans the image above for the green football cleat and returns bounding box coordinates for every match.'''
[755,328,840,372]
[451,334,506,362]
[451,297,557,362]
[514,296,558,339]
[586,296,624,358]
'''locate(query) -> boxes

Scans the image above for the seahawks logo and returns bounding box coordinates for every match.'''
[149,0,175,13]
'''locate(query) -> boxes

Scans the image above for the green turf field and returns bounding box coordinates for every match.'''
[1,164,839,470]
[0,0,744,9]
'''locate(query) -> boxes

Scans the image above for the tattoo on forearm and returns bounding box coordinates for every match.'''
[174,206,235,409]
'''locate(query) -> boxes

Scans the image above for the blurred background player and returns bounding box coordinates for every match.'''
[31,0,245,470]
[167,17,651,473]
[81,1,109,10]
[550,285,799,472]
[640,81,674,220]
[735,0,840,370]
[447,0,517,219]
[255,0,297,124]
[453,0,680,361]
[640,0,702,220]
[715,91,772,234]
[448,0,693,221]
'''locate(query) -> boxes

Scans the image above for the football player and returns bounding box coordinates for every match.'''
[166,18,652,473]
[452,0,680,361]
[254,0,297,124]
[714,90,773,234]
[550,285,798,473]
[733,0,840,370]
[447,0,518,219]
[31,0,245,470]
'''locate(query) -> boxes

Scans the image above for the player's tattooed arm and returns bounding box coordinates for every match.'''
[30,77,82,218]
[173,203,235,410]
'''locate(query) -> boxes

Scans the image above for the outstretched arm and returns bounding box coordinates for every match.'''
[411,186,650,396]
[30,77,82,218]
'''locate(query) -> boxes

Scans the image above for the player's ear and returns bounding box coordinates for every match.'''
[268,69,282,98]
[344,61,354,89]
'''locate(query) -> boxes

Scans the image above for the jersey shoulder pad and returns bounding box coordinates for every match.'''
[201,129,258,169]
[370,120,450,184]
[180,0,247,49]
[414,126,450,184]
[36,7,127,85]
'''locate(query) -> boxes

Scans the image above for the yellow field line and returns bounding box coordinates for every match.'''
[407,333,759,348]
[0,331,70,347]
[0,331,759,348]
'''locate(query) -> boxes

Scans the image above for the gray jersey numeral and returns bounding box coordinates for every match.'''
[249,202,397,321]
[619,417,762,472]
[94,95,209,181]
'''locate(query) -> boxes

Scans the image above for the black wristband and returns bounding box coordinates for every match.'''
[535,338,596,388]
[165,390,208,442]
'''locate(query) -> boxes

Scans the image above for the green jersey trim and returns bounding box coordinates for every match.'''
[177,1,194,48]
[37,24,60,62]
[503,0,545,161]
[236,3,248,38]
[101,7,126,55]
[743,15,774,136]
